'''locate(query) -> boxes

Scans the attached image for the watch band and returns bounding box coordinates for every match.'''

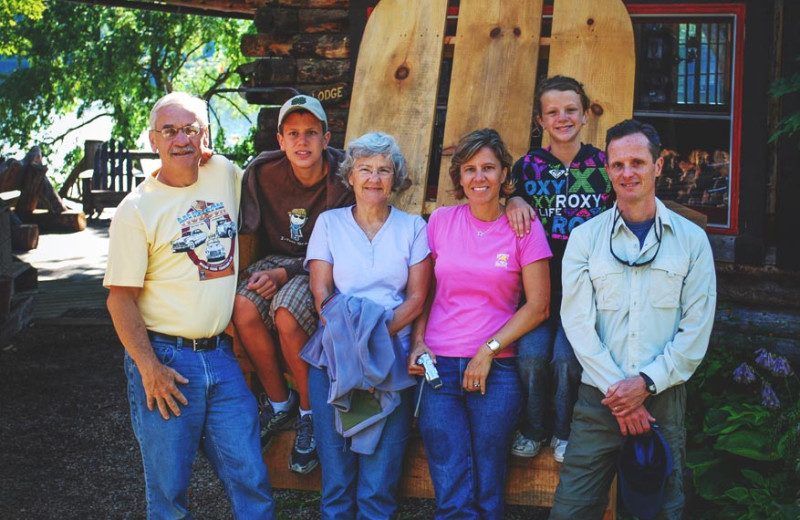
[640,372,657,394]
[320,292,338,310]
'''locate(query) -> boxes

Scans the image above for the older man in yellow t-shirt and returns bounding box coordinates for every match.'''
[105,92,274,519]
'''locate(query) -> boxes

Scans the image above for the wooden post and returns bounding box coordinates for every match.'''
[58,140,105,199]
[0,159,22,193]
[14,147,48,219]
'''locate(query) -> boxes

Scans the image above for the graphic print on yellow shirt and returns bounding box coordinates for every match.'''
[171,199,237,281]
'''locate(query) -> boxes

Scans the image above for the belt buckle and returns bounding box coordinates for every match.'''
[190,336,219,352]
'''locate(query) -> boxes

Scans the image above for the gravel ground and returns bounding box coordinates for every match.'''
[0,323,547,519]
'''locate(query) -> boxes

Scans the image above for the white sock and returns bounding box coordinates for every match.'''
[269,392,296,413]
[299,408,312,419]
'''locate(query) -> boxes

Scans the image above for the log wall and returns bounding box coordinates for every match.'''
[238,0,353,150]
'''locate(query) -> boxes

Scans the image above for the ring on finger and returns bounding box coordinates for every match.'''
[473,382,480,388]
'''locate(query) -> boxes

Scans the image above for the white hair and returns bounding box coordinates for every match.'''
[149,92,209,130]
[339,132,408,191]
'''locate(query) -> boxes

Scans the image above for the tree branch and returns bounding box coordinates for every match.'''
[45,111,114,145]
[210,88,253,122]
[201,68,233,99]
[172,40,206,77]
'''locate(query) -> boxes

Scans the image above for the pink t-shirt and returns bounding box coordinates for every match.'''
[425,204,552,358]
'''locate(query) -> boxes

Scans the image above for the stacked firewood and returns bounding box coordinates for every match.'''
[237,0,353,150]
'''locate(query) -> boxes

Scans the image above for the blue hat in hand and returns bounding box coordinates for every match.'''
[617,424,674,520]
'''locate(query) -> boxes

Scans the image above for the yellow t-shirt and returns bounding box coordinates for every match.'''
[104,155,243,338]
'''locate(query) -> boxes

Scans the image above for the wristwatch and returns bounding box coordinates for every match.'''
[485,338,501,356]
[640,372,657,395]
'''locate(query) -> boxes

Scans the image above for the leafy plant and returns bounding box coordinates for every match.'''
[770,54,800,147]
[686,342,799,519]
[0,0,45,55]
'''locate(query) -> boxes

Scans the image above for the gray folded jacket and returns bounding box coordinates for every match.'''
[300,294,416,455]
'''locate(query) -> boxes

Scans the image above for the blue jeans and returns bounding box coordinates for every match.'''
[125,336,274,520]
[308,366,414,520]
[517,313,582,441]
[417,356,522,520]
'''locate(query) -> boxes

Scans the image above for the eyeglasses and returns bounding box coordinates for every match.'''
[354,166,394,178]
[609,209,663,267]
[153,125,205,139]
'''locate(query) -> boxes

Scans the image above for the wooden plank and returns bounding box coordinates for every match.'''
[345,0,449,215]
[663,199,708,229]
[435,0,544,208]
[8,261,37,292]
[263,429,616,516]
[11,224,39,251]
[0,293,34,346]
[0,159,21,193]
[28,209,87,233]
[547,0,635,150]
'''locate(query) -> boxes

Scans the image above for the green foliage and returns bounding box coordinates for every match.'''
[0,0,45,55]
[770,55,800,147]
[213,125,256,167]
[0,1,253,162]
[685,341,800,520]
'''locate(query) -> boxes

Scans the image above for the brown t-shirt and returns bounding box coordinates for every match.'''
[240,148,354,277]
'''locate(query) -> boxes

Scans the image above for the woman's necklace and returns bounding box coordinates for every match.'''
[469,207,504,237]
[354,207,390,241]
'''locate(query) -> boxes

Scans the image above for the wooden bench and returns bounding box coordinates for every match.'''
[81,141,154,217]
[230,1,638,517]
[261,429,616,515]
[0,147,85,240]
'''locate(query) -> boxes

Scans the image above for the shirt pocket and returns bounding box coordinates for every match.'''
[649,255,688,309]
[589,260,625,310]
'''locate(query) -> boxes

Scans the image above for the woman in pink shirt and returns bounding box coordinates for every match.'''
[408,129,552,519]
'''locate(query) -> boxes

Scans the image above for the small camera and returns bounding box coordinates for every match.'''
[416,353,442,389]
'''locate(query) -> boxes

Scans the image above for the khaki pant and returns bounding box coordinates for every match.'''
[549,383,686,520]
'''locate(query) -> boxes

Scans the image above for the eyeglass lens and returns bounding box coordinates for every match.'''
[157,125,202,139]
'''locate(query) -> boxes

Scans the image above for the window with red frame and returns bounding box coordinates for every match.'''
[628,4,744,233]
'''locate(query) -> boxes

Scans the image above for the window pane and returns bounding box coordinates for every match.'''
[633,16,734,228]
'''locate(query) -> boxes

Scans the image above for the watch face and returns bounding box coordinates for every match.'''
[487,339,501,351]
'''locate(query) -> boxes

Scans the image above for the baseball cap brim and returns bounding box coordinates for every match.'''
[278,95,328,131]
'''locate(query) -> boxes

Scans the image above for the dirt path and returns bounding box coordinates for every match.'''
[0,323,545,519]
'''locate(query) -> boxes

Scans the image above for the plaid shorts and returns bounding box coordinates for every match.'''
[236,255,318,337]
